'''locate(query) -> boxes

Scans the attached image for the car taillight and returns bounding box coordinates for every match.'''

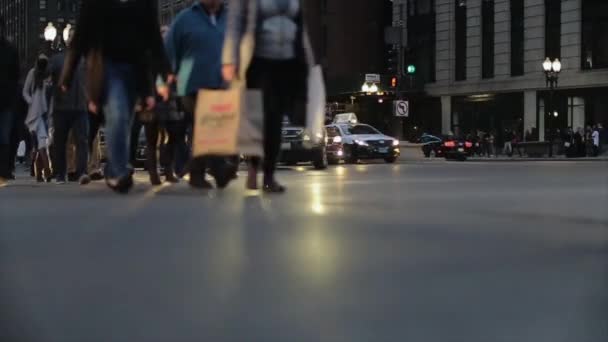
[465,142,473,148]
[444,141,456,147]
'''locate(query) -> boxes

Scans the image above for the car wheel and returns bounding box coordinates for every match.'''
[384,157,397,163]
[313,148,328,170]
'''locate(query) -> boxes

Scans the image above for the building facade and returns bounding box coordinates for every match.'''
[0,0,79,72]
[393,0,608,141]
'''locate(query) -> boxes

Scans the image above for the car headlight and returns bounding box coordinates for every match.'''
[303,134,311,141]
[316,133,324,139]
[333,136,342,143]
[393,140,399,146]
[355,140,369,146]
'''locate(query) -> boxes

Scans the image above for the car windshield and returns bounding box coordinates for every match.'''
[342,125,380,135]
[326,127,341,137]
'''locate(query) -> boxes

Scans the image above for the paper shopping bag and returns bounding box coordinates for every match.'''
[238,89,264,157]
[193,86,242,157]
[306,65,327,140]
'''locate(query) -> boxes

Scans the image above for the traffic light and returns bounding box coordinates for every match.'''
[407,64,417,74]
[390,76,398,88]
[386,47,398,74]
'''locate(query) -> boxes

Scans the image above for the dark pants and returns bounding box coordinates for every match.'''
[246,57,307,182]
[53,110,89,181]
[88,111,102,154]
[130,118,157,172]
[161,120,187,175]
[0,109,14,178]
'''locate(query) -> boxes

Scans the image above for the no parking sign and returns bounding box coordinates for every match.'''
[394,100,409,117]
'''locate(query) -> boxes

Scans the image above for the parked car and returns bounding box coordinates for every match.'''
[419,133,445,158]
[279,120,328,170]
[442,137,473,161]
[326,123,400,164]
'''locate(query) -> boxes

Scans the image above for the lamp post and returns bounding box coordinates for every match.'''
[63,24,72,44]
[43,22,58,53]
[542,57,561,156]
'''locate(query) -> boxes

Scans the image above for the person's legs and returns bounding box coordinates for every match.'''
[101,63,137,191]
[180,96,211,188]
[144,121,161,185]
[0,110,15,181]
[163,121,182,182]
[130,118,143,166]
[36,120,52,181]
[52,110,72,182]
[8,110,20,178]
[72,111,90,182]
[66,130,77,178]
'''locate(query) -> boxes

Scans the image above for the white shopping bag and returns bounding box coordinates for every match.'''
[306,65,326,140]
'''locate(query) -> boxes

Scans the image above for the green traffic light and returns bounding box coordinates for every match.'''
[407,65,416,74]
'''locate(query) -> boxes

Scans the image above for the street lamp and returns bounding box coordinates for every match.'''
[361,83,379,94]
[542,57,562,155]
[44,22,57,42]
[63,24,72,44]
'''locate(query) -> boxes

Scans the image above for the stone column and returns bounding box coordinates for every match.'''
[441,96,452,135]
[524,91,537,141]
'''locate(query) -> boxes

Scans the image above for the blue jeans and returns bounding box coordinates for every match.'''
[0,109,15,178]
[53,110,89,180]
[101,62,137,179]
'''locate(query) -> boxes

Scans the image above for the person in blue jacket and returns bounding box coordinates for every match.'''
[158,0,233,190]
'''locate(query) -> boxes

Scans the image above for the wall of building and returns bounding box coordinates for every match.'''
[424,0,608,97]
[306,0,393,94]
[394,0,608,140]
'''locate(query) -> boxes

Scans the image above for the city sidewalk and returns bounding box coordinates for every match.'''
[467,156,608,162]
[398,142,608,162]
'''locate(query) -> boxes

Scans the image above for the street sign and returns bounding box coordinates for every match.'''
[394,100,409,117]
[365,74,381,83]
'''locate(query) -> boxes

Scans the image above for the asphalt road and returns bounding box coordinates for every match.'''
[1,160,607,342]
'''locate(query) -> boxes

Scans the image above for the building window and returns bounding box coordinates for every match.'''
[399,4,404,20]
[481,0,494,79]
[510,0,524,76]
[455,0,467,81]
[582,0,608,69]
[57,0,64,11]
[545,0,561,59]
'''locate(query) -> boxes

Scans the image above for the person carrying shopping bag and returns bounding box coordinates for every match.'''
[158,0,235,190]
[222,0,316,193]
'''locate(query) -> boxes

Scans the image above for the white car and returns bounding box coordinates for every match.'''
[325,123,400,164]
